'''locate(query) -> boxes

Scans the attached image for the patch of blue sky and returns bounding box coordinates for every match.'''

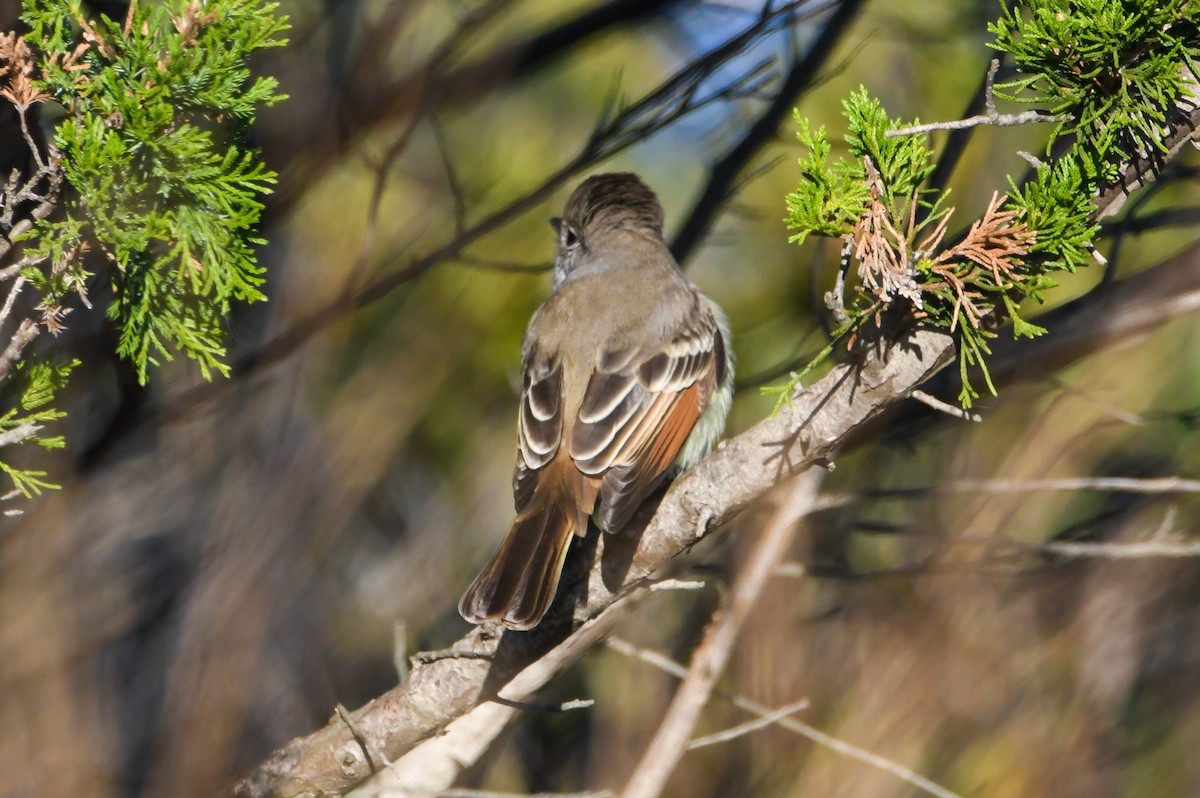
[646,0,834,155]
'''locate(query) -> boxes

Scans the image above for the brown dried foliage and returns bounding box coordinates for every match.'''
[924,192,1035,331]
[851,157,924,308]
[849,165,1035,334]
[0,33,48,109]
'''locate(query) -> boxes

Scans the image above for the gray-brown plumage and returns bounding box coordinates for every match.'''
[459,173,733,630]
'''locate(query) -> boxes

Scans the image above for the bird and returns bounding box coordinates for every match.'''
[458,172,733,630]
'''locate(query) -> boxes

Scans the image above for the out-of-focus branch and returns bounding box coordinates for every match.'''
[959,236,1200,397]
[620,469,821,798]
[1093,101,1200,221]
[158,1,844,421]
[233,316,957,797]
[234,77,1200,798]
[1031,541,1200,559]
[867,476,1200,499]
[607,638,963,798]
[271,0,685,212]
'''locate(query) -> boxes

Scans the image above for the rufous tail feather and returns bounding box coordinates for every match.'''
[459,498,580,630]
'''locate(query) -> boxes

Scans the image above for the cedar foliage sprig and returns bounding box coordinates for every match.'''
[774,0,1199,408]
[22,0,288,382]
[0,359,75,497]
[990,0,1200,188]
[0,0,287,498]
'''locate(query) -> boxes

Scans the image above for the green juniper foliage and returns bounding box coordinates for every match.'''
[991,0,1200,187]
[0,359,76,497]
[22,0,288,382]
[778,0,1200,408]
[0,0,287,496]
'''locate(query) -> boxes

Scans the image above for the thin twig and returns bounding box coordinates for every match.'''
[430,113,468,236]
[357,585,661,796]
[772,714,963,798]
[489,695,595,712]
[606,637,962,798]
[773,562,807,577]
[813,475,1200,513]
[887,112,1063,137]
[336,703,390,774]
[0,194,58,263]
[910,389,982,422]
[16,106,45,171]
[0,319,40,382]
[649,579,706,592]
[453,254,552,274]
[0,274,27,329]
[886,57,1064,137]
[437,790,614,798]
[1032,540,1200,559]
[1048,378,1148,426]
[874,476,1200,498]
[620,469,822,798]
[983,56,999,117]
[0,420,40,448]
[687,699,811,749]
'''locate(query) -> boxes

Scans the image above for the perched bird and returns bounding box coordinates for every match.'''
[459,173,733,630]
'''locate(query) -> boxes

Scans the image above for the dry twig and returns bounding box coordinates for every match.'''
[885,59,1064,138]
[606,638,962,798]
[621,469,822,798]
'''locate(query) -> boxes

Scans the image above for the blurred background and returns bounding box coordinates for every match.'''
[2,1,1200,796]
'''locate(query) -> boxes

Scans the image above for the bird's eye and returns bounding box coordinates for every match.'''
[549,217,581,250]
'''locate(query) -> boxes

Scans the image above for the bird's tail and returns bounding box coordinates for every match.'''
[458,498,579,631]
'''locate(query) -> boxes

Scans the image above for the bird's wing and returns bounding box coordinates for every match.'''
[513,348,563,514]
[569,293,725,532]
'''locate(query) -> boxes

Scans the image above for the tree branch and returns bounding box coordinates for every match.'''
[621,469,821,798]
[233,321,957,797]
[234,37,1200,798]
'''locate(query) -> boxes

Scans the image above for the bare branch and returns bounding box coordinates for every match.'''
[452,254,552,274]
[1047,378,1148,427]
[0,274,26,329]
[0,420,41,448]
[686,699,812,749]
[607,639,962,798]
[349,585,663,797]
[235,318,959,797]
[983,56,999,118]
[0,318,40,382]
[770,716,964,798]
[435,790,613,798]
[1032,540,1200,559]
[235,23,1200,798]
[887,59,1064,138]
[910,389,981,422]
[621,469,822,798]
[872,476,1200,498]
[887,109,1063,137]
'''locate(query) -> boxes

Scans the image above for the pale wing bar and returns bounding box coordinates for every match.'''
[570,302,722,532]
[514,353,563,512]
